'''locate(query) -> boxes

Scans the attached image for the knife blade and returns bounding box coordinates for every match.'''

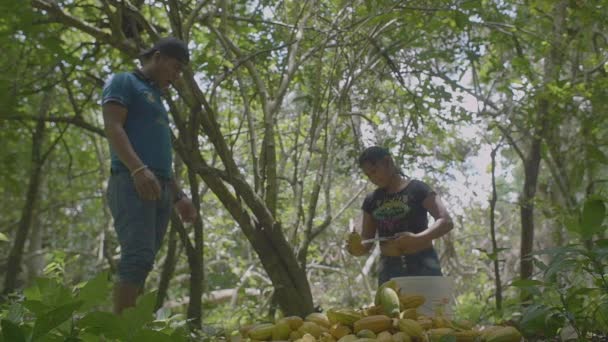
[361,235,397,244]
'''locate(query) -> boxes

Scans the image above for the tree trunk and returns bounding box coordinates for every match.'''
[156,224,178,311]
[489,145,503,311]
[3,92,52,294]
[519,137,542,282]
[25,209,44,286]
[520,0,566,284]
[186,167,204,329]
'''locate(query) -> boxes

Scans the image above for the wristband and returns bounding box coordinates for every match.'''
[130,165,148,177]
[173,190,185,204]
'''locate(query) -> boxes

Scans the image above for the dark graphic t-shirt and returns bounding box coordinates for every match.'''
[361,180,435,238]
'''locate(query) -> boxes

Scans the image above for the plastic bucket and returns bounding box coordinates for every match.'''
[392,276,454,318]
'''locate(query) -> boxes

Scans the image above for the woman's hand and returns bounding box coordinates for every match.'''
[393,232,432,254]
[346,232,368,256]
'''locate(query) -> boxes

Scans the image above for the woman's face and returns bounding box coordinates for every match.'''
[361,157,392,188]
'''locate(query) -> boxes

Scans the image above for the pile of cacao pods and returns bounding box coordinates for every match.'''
[231,280,523,342]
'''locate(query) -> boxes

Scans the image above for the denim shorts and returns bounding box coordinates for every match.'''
[107,171,173,286]
[377,248,443,286]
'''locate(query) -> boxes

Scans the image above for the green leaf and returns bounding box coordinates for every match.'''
[6,303,25,323]
[580,199,607,238]
[131,329,174,342]
[0,232,8,242]
[32,301,83,340]
[22,300,50,316]
[589,146,608,164]
[511,279,545,288]
[461,0,481,10]
[76,272,110,311]
[121,291,157,332]
[520,304,561,336]
[78,311,128,339]
[454,11,469,29]
[24,278,72,308]
[1,320,26,342]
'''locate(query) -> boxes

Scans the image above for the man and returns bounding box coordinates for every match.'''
[102,37,197,314]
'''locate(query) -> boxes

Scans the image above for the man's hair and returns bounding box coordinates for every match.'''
[138,37,190,64]
[358,146,391,166]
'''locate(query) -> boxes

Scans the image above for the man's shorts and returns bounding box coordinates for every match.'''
[106,170,173,286]
[378,247,443,286]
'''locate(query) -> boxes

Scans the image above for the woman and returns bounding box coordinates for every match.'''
[346,146,453,285]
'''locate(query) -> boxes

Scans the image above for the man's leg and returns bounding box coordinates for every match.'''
[113,281,141,315]
[107,172,157,314]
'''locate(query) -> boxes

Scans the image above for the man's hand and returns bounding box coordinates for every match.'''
[132,168,161,200]
[346,232,368,256]
[175,197,197,223]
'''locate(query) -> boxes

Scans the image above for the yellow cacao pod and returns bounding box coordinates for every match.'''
[327,308,363,326]
[280,315,304,330]
[452,320,474,330]
[400,308,418,320]
[453,330,480,342]
[417,318,433,330]
[391,331,412,342]
[480,326,503,341]
[306,312,331,328]
[353,315,393,334]
[271,320,291,340]
[356,329,376,338]
[337,334,358,342]
[428,328,455,342]
[379,287,402,318]
[330,324,352,339]
[432,316,452,329]
[362,305,384,317]
[238,323,255,337]
[290,330,304,340]
[397,319,424,338]
[485,326,522,342]
[248,323,274,340]
[399,294,426,309]
[377,331,393,342]
[298,321,324,338]
[319,332,338,342]
[375,280,400,305]
[297,333,316,342]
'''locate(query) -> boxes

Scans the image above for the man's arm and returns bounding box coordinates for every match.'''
[102,102,160,200]
[102,102,143,171]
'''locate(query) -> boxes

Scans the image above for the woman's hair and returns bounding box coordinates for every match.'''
[358,146,391,166]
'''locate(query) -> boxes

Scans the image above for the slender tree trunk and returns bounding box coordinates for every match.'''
[156,224,178,311]
[489,145,503,311]
[520,0,567,284]
[3,92,52,295]
[186,167,204,329]
[25,208,44,286]
[519,138,542,282]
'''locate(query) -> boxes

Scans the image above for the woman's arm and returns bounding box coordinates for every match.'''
[347,211,377,256]
[417,194,454,241]
[388,194,453,254]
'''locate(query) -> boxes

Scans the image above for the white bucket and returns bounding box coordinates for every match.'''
[392,276,455,318]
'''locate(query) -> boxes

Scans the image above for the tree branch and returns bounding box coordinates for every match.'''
[32,0,138,56]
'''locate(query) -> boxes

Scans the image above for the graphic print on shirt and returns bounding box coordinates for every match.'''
[144,91,156,104]
[372,195,411,235]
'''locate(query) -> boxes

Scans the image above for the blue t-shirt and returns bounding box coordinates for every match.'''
[102,71,173,178]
